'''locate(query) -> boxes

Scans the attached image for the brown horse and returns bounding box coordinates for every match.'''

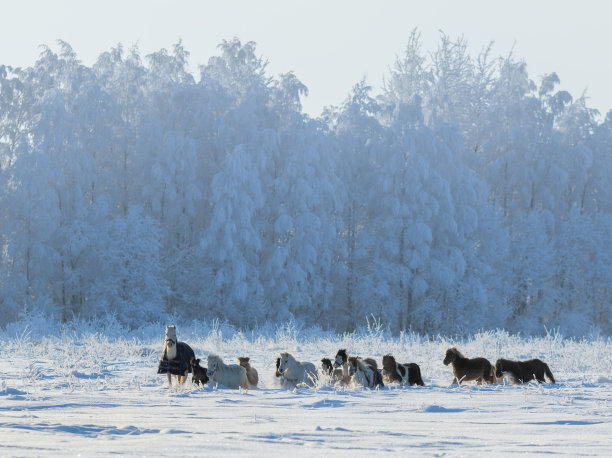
[190,357,209,385]
[443,347,496,385]
[495,358,555,384]
[238,356,259,388]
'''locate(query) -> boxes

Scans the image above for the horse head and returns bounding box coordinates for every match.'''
[443,347,461,366]
[382,354,396,374]
[278,352,294,374]
[207,354,219,377]
[334,349,348,368]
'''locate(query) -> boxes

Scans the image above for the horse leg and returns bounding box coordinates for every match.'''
[181,369,189,384]
[167,372,173,386]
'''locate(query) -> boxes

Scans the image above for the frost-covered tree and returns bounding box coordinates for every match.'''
[93,44,146,215]
[2,146,61,317]
[506,210,556,333]
[259,124,344,324]
[327,80,383,328]
[88,207,168,325]
[375,48,510,333]
[382,29,429,107]
[588,111,612,214]
[7,44,100,320]
[200,142,265,325]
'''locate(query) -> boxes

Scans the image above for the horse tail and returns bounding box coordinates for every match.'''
[489,364,497,384]
[364,358,378,371]
[373,369,384,388]
[412,364,425,386]
[544,363,555,384]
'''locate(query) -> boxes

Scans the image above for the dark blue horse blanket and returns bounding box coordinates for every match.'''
[157,342,195,376]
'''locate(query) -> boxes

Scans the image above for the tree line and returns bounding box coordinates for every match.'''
[1,34,611,335]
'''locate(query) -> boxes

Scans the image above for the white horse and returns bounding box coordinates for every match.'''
[207,354,249,389]
[348,356,384,388]
[277,351,317,387]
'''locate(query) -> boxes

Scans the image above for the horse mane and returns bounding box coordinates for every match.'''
[447,347,465,359]
[382,354,401,380]
[279,351,298,366]
[348,355,366,370]
[320,358,332,376]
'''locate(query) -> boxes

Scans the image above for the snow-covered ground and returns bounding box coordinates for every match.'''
[1,321,611,456]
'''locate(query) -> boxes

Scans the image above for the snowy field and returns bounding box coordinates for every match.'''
[1,321,612,456]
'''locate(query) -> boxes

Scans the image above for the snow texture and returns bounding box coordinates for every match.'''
[1,323,611,456]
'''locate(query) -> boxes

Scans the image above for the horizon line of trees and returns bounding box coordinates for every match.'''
[1,33,611,335]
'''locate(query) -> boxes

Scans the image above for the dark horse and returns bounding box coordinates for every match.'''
[443,347,496,385]
[495,358,555,384]
[382,354,425,386]
[190,357,209,385]
[275,357,282,377]
[321,357,346,383]
[157,325,195,385]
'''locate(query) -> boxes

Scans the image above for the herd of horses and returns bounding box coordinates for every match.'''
[158,326,556,389]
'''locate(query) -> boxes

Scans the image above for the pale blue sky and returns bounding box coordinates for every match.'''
[2,0,611,117]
